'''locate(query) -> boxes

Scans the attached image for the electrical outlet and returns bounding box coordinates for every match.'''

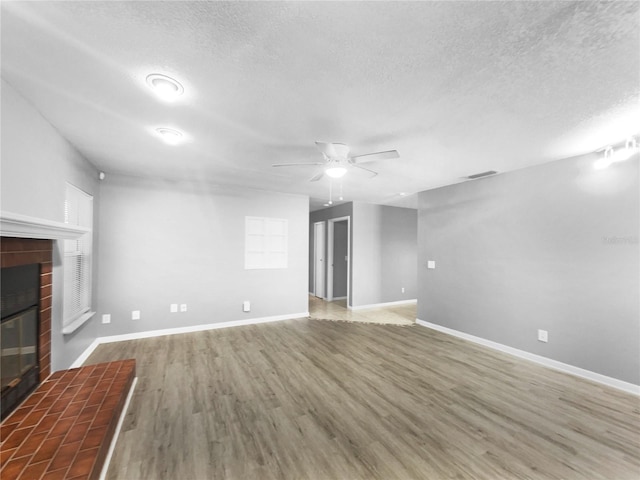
[427,260,436,269]
[180,304,187,312]
[401,287,405,293]
[132,310,140,320]
[538,329,548,342]
[170,304,178,313]
[102,314,111,324]
[243,301,251,312]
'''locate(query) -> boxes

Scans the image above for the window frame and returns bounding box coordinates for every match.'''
[244,216,288,270]
[62,183,95,334]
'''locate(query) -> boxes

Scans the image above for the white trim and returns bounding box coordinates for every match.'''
[331,296,347,301]
[62,311,96,335]
[98,312,308,344]
[313,221,326,299]
[70,312,309,367]
[0,210,89,240]
[99,377,137,480]
[327,220,334,302]
[70,338,102,368]
[416,319,640,396]
[349,299,417,311]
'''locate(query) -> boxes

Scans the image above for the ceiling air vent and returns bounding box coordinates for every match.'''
[467,170,498,180]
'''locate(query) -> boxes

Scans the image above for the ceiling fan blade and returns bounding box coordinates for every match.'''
[309,172,324,182]
[315,142,338,158]
[352,163,378,177]
[351,150,399,164]
[271,162,325,167]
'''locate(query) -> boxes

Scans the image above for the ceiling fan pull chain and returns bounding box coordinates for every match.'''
[328,180,333,205]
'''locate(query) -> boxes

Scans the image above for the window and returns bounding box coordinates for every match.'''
[63,184,94,333]
[245,217,288,269]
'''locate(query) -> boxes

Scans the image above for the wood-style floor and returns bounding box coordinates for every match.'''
[85,317,640,480]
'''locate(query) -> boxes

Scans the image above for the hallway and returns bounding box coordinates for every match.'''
[308,295,415,326]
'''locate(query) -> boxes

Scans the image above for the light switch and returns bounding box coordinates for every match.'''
[427,260,436,269]
[180,304,187,312]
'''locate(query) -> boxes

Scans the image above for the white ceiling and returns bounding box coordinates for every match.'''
[2,1,638,210]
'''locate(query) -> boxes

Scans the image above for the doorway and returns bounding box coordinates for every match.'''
[327,216,350,305]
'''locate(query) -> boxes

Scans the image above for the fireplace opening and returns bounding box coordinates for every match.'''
[1,263,40,420]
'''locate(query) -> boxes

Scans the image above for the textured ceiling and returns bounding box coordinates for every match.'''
[2,1,638,210]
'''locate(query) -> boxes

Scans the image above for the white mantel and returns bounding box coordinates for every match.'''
[0,211,89,240]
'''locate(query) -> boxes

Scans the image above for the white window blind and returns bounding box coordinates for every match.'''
[245,217,288,269]
[63,184,93,329]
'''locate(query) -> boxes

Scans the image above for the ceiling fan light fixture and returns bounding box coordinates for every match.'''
[332,143,350,159]
[146,73,184,101]
[325,166,347,178]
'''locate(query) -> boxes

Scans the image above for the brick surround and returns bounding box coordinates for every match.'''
[1,237,53,382]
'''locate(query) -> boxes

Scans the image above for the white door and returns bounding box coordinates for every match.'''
[313,222,326,298]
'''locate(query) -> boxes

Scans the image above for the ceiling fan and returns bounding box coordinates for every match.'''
[272,142,400,181]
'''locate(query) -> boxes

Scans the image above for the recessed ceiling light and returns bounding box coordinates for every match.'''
[155,127,184,145]
[146,73,184,101]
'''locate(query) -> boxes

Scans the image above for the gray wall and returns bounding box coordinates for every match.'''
[333,220,349,298]
[1,79,101,371]
[417,153,639,385]
[380,206,418,303]
[96,174,309,336]
[352,203,417,307]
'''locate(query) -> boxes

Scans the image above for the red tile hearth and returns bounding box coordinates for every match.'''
[0,360,135,480]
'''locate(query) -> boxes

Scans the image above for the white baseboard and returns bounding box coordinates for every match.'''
[71,312,309,368]
[331,296,347,301]
[349,299,416,311]
[416,319,640,396]
[99,377,137,480]
[70,338,101,368]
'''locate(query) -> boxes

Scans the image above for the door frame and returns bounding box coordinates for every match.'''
[327,216,351,305]
[313,221,326,298]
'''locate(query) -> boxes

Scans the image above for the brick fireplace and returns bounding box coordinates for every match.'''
[1,237,53,417]
[0,217,137,479]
